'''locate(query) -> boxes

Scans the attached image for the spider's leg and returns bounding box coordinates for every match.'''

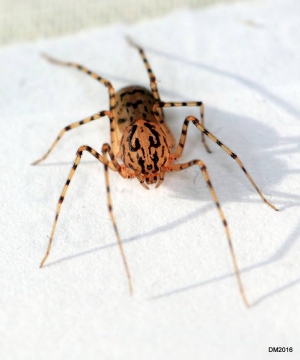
[127,37,176,148]
[40,144,133,295]
[42,53,116,109]
[163,159,249,307]
[32,110,119,165]
[187,115,278,211]
[154,102,278,211]
[126,37,159,99]
[168,117,194,161]
[154,101,211,153]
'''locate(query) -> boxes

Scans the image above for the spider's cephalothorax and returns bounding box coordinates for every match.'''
[120,119,170,187]
[34,37,278,306]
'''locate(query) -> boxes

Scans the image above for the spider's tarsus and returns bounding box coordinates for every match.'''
[41,52,58,64]
[129,284,133,296]
[31,154,46,165]
[41,52,50,60]
[244,298,250,308]
[126,36,139,49]
[39,258,46,268]
[267,201,279,212]
[203,142,212,154]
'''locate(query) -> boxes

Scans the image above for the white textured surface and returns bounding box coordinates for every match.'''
[0,0,245,44]
[1,0,300,359]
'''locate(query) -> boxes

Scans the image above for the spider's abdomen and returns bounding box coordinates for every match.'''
[114,86,157,132]
[120,120,170,174]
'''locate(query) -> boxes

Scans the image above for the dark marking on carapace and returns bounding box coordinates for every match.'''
[151,150,160,172]
[144,122,161,148]
[127,125,141,151]
[137,153,146,173]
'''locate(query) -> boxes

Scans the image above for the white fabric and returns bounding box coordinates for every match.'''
[1,0,300,359]
[0,0,244,44]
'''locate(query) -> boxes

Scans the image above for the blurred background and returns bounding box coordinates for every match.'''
[0,0,248,45]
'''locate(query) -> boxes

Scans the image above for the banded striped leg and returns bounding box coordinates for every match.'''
[40,144,133,295]
[32,110,119,165]
[163,160,249,307]
[154,104,278,211]
[127,37,176,147]
[153,101,211,153]
[126,37,160,100]
[42,53,116,110]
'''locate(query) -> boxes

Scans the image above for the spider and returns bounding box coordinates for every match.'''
[33,37,278,307]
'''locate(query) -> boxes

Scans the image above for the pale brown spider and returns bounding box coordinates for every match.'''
[33,38,278,307]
